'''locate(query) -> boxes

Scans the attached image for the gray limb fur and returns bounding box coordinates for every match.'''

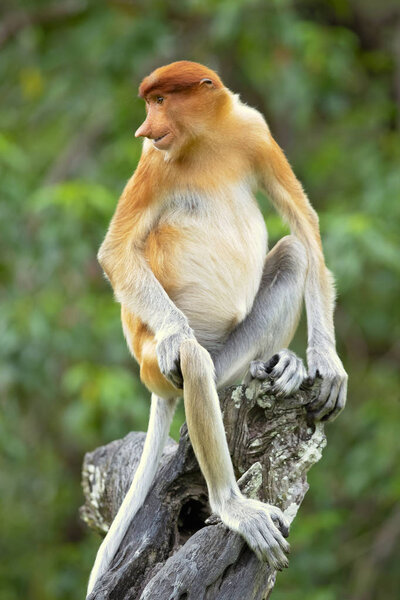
[82,377,326,600]
[214,235,308,388]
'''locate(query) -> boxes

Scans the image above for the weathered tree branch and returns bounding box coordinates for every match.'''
[81,377,326,600]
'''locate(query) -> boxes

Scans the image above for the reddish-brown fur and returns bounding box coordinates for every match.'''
[139,60,223,99]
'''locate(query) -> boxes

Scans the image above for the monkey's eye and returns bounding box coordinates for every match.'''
[156,96,164,105]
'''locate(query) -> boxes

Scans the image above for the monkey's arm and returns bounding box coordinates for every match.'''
[97,160,194,387]
[256,135,347,421]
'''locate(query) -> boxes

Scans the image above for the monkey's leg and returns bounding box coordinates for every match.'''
[180,339,290,570]
[214,235,308,393]
[87,394,178,597]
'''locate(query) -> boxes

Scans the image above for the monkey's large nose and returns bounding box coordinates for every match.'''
[135,120,152,138]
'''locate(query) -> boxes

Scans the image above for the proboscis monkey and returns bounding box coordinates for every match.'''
[87,61,347,596]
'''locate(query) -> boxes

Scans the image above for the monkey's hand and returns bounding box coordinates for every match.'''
[156,324,196,389]
[306,346,348,422]
[218,495,290,570]
[250,349,307,397]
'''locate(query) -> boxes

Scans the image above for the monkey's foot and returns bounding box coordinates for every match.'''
[218,495,290,570]
[250,349,307,397]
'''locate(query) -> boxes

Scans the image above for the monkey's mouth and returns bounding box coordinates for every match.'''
[153,133,171,149]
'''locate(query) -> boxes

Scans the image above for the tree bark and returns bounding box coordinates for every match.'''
[81,377,326,600]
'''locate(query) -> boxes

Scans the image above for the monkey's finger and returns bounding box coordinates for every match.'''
[313,388,338,421]
[256,530,287,569]
[271,512,290,539]
[322,379,347,422]
[170,374,183,389]
[270,360,297,393]
[270,355,290,378]
[271,526,291,553]
[307,377,331,412]
[260,526,289,569]
[249,530,268,562]
[160,356,182,388]
[257,526,283,568]
[271,507,290,531]
[168,366,183,389]
[264,354,280,374]
[272,359,306,397]
[250,360,269,380]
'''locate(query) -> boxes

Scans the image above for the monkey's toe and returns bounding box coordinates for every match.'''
[249,360,269,380]
[250,350,307,397]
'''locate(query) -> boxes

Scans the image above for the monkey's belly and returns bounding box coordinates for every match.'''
[146,203,267,352]
[172,256,262,350]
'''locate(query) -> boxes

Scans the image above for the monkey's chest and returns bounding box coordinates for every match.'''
[144,189,267,349]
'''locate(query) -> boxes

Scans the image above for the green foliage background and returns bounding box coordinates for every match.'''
[1,1,399,598]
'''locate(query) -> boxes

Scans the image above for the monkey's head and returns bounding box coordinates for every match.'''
[135,61,227,155]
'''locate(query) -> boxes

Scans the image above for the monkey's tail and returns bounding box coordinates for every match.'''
[86,394,176,598]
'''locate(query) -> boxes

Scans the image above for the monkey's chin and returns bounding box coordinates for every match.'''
[153,133,173,150]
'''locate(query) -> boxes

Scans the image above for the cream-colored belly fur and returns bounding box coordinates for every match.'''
[160,183,267,350]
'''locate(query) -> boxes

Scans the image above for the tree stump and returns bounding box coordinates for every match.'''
[81,377,326,600]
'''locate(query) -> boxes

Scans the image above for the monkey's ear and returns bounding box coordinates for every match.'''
[200,78,215,88]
